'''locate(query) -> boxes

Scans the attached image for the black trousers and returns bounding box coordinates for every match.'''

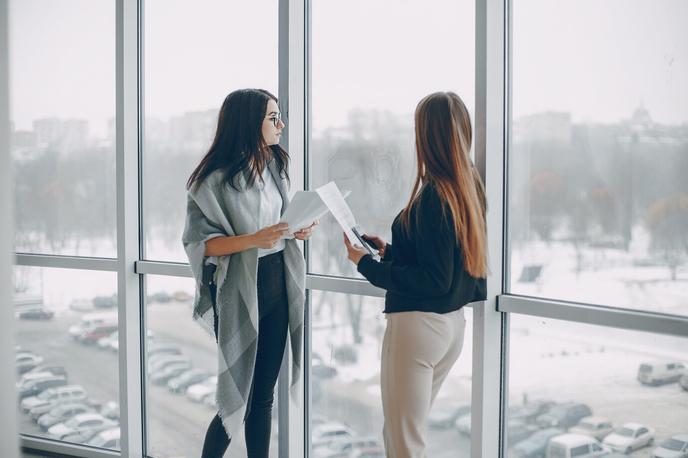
[201,251,289,458]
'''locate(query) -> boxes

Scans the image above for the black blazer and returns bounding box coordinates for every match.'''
[357,183,487,314]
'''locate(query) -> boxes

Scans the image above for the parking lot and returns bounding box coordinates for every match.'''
[15,301,688,458]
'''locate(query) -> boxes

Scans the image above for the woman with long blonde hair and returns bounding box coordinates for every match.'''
[344,91,487,457]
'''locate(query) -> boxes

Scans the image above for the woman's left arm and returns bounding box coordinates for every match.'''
[351,193,456,296]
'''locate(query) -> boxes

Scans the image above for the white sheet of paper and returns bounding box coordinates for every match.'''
[315,182,359,245]
[279,190,330,238]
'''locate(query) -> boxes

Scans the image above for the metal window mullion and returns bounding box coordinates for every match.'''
[135,260,192,277]
[498,295,688,338]
[14,253,118,271]
[21,437,119,458]
[304,1,312,452]
[116,0,144,456]
[306,274,386,297]
[473,0,507,456]
[278,0,291,455]
[0,0,19,455]
[278,0,308,456]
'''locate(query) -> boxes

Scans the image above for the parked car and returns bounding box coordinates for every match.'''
[148,291,172,303]
[79,324,118,345]
[168,369,213,393]
[86,427,120,448]
[25,386,88,418]
[27,365,68,379]
[62,424,115,445]
[569,417,614,441]
[312,422,355,448]
[17,371,56,387]
[315,436,383,458]
[637,361,686,386]
[428,402,470,429]
[546,433,608,458]
[603,423,655,454]
[509,420,539,446]
[149,355,190,374]
[536,403,592,429]
[69,298,95,312]
[14,294,44,314]
[511,400,557,424]
[93,294,117,309]
[456,408,472,435]
[16,307,54,320]
[187,376,217,402]
[203,392,217,409]
[18,376,67,400]
[348,447,386,458]
[99,401,119,420]
[511,427,564,458]
[172,290,192,302]
[68,313,117,339]
[37,403,95,430]
[47,412,118,440]
[147,343,182,358]
[97,332,118,350]
[150,362,193,385]
[679,373,688,392]
[652,434,688,458]
[312,358,338,380]
[16,352,44,374]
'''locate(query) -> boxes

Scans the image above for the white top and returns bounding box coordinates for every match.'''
[205,165,285,275]
[256,166,285,258]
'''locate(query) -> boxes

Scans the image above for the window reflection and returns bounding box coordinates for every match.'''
[311,291,473,457]
[144,275,279,458]
[10,0,116,257]
[507,315,688,458]
[509,0,688,315]
[310,0,475,278]
[13,266,120,450]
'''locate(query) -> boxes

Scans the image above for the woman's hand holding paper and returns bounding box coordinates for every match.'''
[294,220,319,241]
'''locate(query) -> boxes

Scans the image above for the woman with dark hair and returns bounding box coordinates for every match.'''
[183,88,316,458]
[344,91,488,457]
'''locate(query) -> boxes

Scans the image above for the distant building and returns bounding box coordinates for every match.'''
[33,118,90,151]
[513,111,572,144]
[169,109,217,151]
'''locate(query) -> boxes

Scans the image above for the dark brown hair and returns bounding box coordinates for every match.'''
[187,89,289,191]
[401,92,488,278]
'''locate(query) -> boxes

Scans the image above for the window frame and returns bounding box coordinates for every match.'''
[12,1,688,458]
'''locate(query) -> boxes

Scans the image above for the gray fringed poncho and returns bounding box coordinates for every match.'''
[182,161,305,444]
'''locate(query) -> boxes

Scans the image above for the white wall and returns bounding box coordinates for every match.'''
[0,0,20,456]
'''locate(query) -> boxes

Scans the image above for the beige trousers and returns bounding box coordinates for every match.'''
[381,308,467,458]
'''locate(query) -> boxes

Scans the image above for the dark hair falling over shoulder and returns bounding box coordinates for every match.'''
[187,88,289,192]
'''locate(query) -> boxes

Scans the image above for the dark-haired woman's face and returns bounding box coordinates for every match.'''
[262,99,284,146]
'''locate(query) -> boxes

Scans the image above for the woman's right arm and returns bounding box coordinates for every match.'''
[204,223,290,256]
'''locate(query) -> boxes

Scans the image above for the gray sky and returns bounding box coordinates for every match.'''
[8,0,688,136]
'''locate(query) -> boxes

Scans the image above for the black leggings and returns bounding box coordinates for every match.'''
[201,251,289,458]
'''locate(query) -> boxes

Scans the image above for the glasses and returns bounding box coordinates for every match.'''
[267,112,282,128]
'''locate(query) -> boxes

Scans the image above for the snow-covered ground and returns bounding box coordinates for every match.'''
[510,229,687,316]
[13,232,687,456]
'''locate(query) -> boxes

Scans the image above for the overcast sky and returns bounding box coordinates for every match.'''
[8,0,688,136]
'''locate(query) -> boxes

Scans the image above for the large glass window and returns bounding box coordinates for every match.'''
[143,0,278,263]
[9,0,116,257]
[309,0,475,278]
[508,0,688,315]
[14,266,120,450]
[311,291,473,456]
[506,315,688,457]
[144,275,279,458]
